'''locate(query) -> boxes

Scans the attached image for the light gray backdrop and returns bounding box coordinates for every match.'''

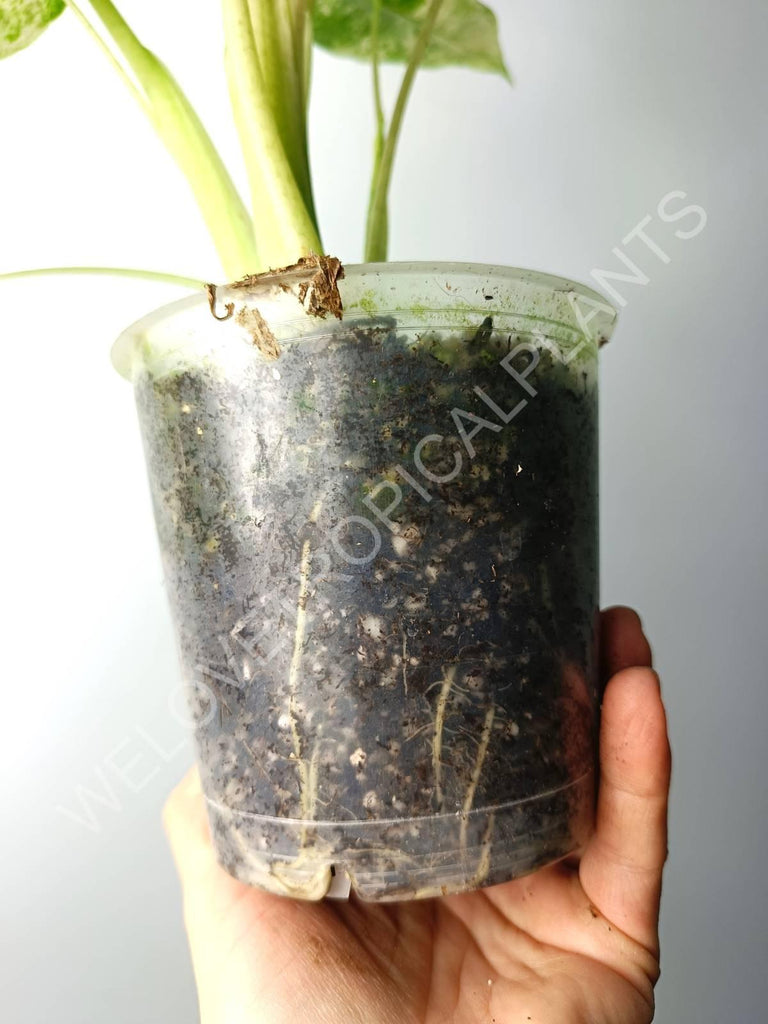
[1,1,766,1021]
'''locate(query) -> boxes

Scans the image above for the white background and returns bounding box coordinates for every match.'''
[1,1,767,1021]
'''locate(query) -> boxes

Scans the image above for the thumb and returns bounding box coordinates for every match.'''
[579,664,672,958]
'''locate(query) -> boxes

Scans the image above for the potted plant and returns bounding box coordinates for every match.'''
[2,0,617,901]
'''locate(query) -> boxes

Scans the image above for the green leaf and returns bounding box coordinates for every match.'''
[0,0,64,58]
[313,0,509,78]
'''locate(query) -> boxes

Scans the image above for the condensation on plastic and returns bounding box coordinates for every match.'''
[115,263,616,901]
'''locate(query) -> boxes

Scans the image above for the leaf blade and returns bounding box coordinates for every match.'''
[313,0,509,78]
[0,0,65,58]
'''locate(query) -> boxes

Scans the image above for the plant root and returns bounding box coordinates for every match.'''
[268,501,326,891]
[460,704,495,853]
[286,499,323,815]
[433,665,457,810]
[469,811,495,888]
[232,252,345,319]
[235,304,281,359]
[205,282,234,321]
[401,628,409,697]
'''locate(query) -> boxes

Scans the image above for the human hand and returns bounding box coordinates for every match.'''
[164,606,671,1023]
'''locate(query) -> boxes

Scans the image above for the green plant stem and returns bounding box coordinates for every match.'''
[63,0,144,105]
[370,0,385,167]
[64,1,258,280]
[294,0,313,125]
[0,267,206,289]
[364,0,445,263]
[296,0,317,220]
[223,0,322,271]
[365,0,387,261]
[249,0,317,223]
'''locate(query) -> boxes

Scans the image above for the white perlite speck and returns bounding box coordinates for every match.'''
[349,747,367,770]
[360,615,385,640]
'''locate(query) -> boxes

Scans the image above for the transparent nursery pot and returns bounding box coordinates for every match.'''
[113,262,616,901]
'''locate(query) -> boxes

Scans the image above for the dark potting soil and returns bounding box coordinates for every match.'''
[135,317,598,899]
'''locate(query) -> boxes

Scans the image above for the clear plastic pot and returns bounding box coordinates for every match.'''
[113,262,616,901]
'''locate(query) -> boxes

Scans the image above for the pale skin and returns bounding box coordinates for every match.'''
[164,606,671,1024]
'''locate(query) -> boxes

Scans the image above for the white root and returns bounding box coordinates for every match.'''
[286,499,322,818]
[433,665,457,810]
[460,705,496,853]
[470,811,495,888]
[271,502,324,892]
[402,628,409,697]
